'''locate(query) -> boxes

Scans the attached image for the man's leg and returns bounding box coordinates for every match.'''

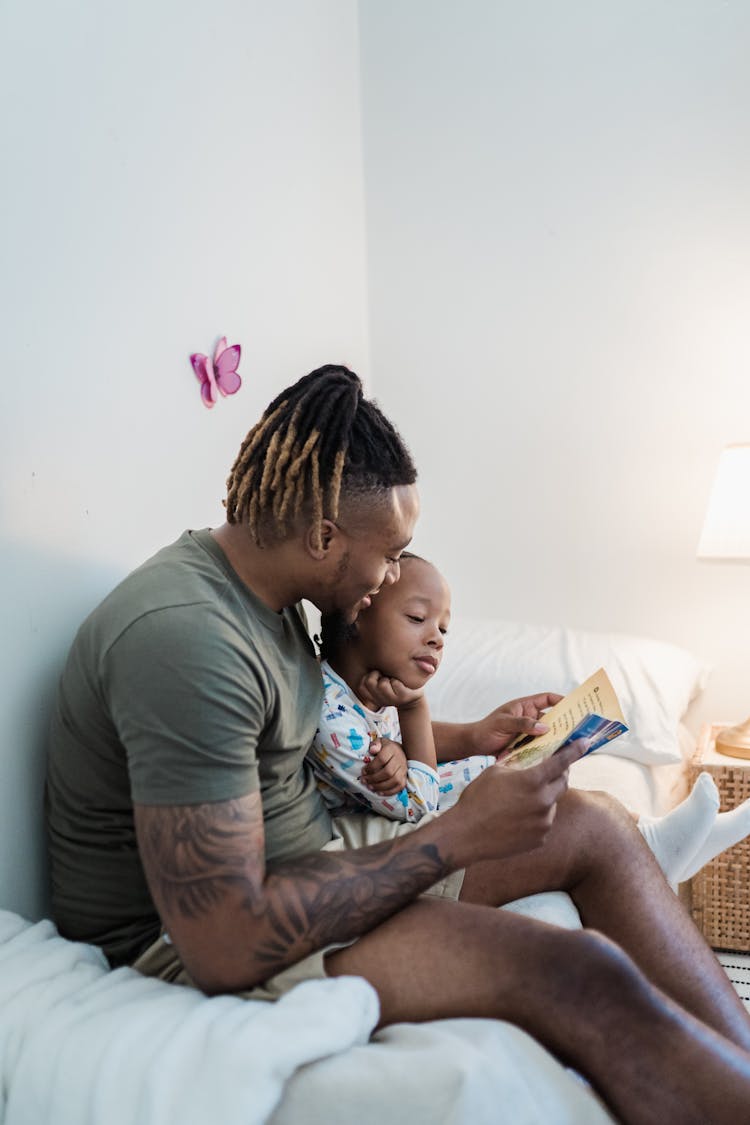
[456,787,750,1051]
[326,896,750,1125]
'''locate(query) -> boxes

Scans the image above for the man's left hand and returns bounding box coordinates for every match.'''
[470,693,563,758]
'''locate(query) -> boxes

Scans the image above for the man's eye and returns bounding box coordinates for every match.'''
[386,556,401,565]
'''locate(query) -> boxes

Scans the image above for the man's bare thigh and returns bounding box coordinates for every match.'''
[325,895,580,1028]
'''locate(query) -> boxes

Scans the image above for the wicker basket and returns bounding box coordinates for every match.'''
[689,724,750,952]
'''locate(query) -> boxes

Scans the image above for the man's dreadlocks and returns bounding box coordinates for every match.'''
[225,364,417,547]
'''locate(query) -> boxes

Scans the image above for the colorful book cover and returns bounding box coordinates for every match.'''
[501,667,628,770]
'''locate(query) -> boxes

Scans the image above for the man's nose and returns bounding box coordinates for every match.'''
[384,560,400,585]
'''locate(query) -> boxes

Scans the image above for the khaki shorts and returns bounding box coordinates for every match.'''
[132,811,464,1001]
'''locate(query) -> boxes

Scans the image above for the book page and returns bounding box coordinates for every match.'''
[501,667,626,770]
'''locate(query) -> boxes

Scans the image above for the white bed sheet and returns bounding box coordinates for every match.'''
[1,739,692,1124]
[570,722,694,816]
[0,906,616,1125]
[269,1018,614,1125]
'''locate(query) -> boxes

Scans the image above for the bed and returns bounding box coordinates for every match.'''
[0,616,710,1125]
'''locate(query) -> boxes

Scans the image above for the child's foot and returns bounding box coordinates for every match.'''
[638,772,719,886]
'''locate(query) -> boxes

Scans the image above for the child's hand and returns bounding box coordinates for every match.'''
[362,737,408,795]
[358,670,424,712]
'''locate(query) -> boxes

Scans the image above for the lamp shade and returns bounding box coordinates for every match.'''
[697,444,750,560]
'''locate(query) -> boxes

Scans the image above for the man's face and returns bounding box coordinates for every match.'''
[353,557,451,689]
[320,484,419,623]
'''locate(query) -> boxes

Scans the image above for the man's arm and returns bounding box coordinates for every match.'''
[134,739,585,995]
[135,792,447,993]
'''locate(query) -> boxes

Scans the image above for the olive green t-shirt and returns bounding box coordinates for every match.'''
[45,529,332,966]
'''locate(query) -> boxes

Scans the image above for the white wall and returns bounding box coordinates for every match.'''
[359,0,750,732]
[0,0,369,919]
[5,0,750,922]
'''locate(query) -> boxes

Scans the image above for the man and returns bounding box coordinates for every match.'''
[47,364,750,1123]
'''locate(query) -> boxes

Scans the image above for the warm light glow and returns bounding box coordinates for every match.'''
[697,444,750,560]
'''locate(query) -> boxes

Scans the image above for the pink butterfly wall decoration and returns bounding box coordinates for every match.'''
[190,337,242,408]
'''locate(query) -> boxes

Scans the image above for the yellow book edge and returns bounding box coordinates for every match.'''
[501,667,627,771]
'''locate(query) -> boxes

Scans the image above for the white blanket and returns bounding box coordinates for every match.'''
[0,904,616,1125]
[0,911,378,1125]
[271,1017,614,1125]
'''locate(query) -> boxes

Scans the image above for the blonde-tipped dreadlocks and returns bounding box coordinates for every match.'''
[225,365,417,547]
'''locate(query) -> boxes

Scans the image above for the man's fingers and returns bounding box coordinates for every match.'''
[545,738,590,774]
[504,692,564,713]
[529,692,564,710]
[522,739,588,783]
[514,715,550,735]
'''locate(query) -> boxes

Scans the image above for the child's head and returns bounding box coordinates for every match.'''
[321,553,451,690]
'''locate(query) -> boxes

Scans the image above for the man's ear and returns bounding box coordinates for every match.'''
[304,518,340,560]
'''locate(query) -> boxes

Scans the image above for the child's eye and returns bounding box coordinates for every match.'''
[407,615,424,624]
[439,627,448,636]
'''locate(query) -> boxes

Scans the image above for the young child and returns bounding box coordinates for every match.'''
[308,552,750,887]
[309,551,493,821]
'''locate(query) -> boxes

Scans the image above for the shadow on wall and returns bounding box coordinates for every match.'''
[0,537,124,923]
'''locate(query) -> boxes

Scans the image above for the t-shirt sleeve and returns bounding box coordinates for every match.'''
[105,604,266,805]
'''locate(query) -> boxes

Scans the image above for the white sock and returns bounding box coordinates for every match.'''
[637,772,719,885]
[679,796,750,882]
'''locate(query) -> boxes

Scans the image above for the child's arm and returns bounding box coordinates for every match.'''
[309,677,440,822]
[358,673,438,771]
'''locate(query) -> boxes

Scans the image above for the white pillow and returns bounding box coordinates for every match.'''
[425,616,711,766]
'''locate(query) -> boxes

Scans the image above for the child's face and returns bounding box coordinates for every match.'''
[353,557,451,689]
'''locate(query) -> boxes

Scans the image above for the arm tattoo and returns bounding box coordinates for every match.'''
[136,798,265,920]
[256,842,445,968]
[135,795,448,983]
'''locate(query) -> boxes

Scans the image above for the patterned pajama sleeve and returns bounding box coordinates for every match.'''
[436,754,496,809]
[309,662,496,820]
[309,665,441,822]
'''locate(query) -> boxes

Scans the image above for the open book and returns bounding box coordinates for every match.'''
[501,667,628,770]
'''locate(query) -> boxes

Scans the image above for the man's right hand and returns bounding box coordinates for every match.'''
[437,739,589,867]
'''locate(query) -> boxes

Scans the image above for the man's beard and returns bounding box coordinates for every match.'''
[319,610,358,661]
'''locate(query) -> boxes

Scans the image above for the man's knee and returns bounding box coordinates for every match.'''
[574,927,649,994]
[510,926,654,1020]
[561,787,643,861]
[494,926,666,1065]
[563,785,631,824]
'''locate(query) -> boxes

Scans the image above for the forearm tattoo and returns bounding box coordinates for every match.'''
[135,796,447,981]
[257,844,445,968]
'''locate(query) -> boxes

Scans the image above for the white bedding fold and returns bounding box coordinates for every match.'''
[0,911,378,1125]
